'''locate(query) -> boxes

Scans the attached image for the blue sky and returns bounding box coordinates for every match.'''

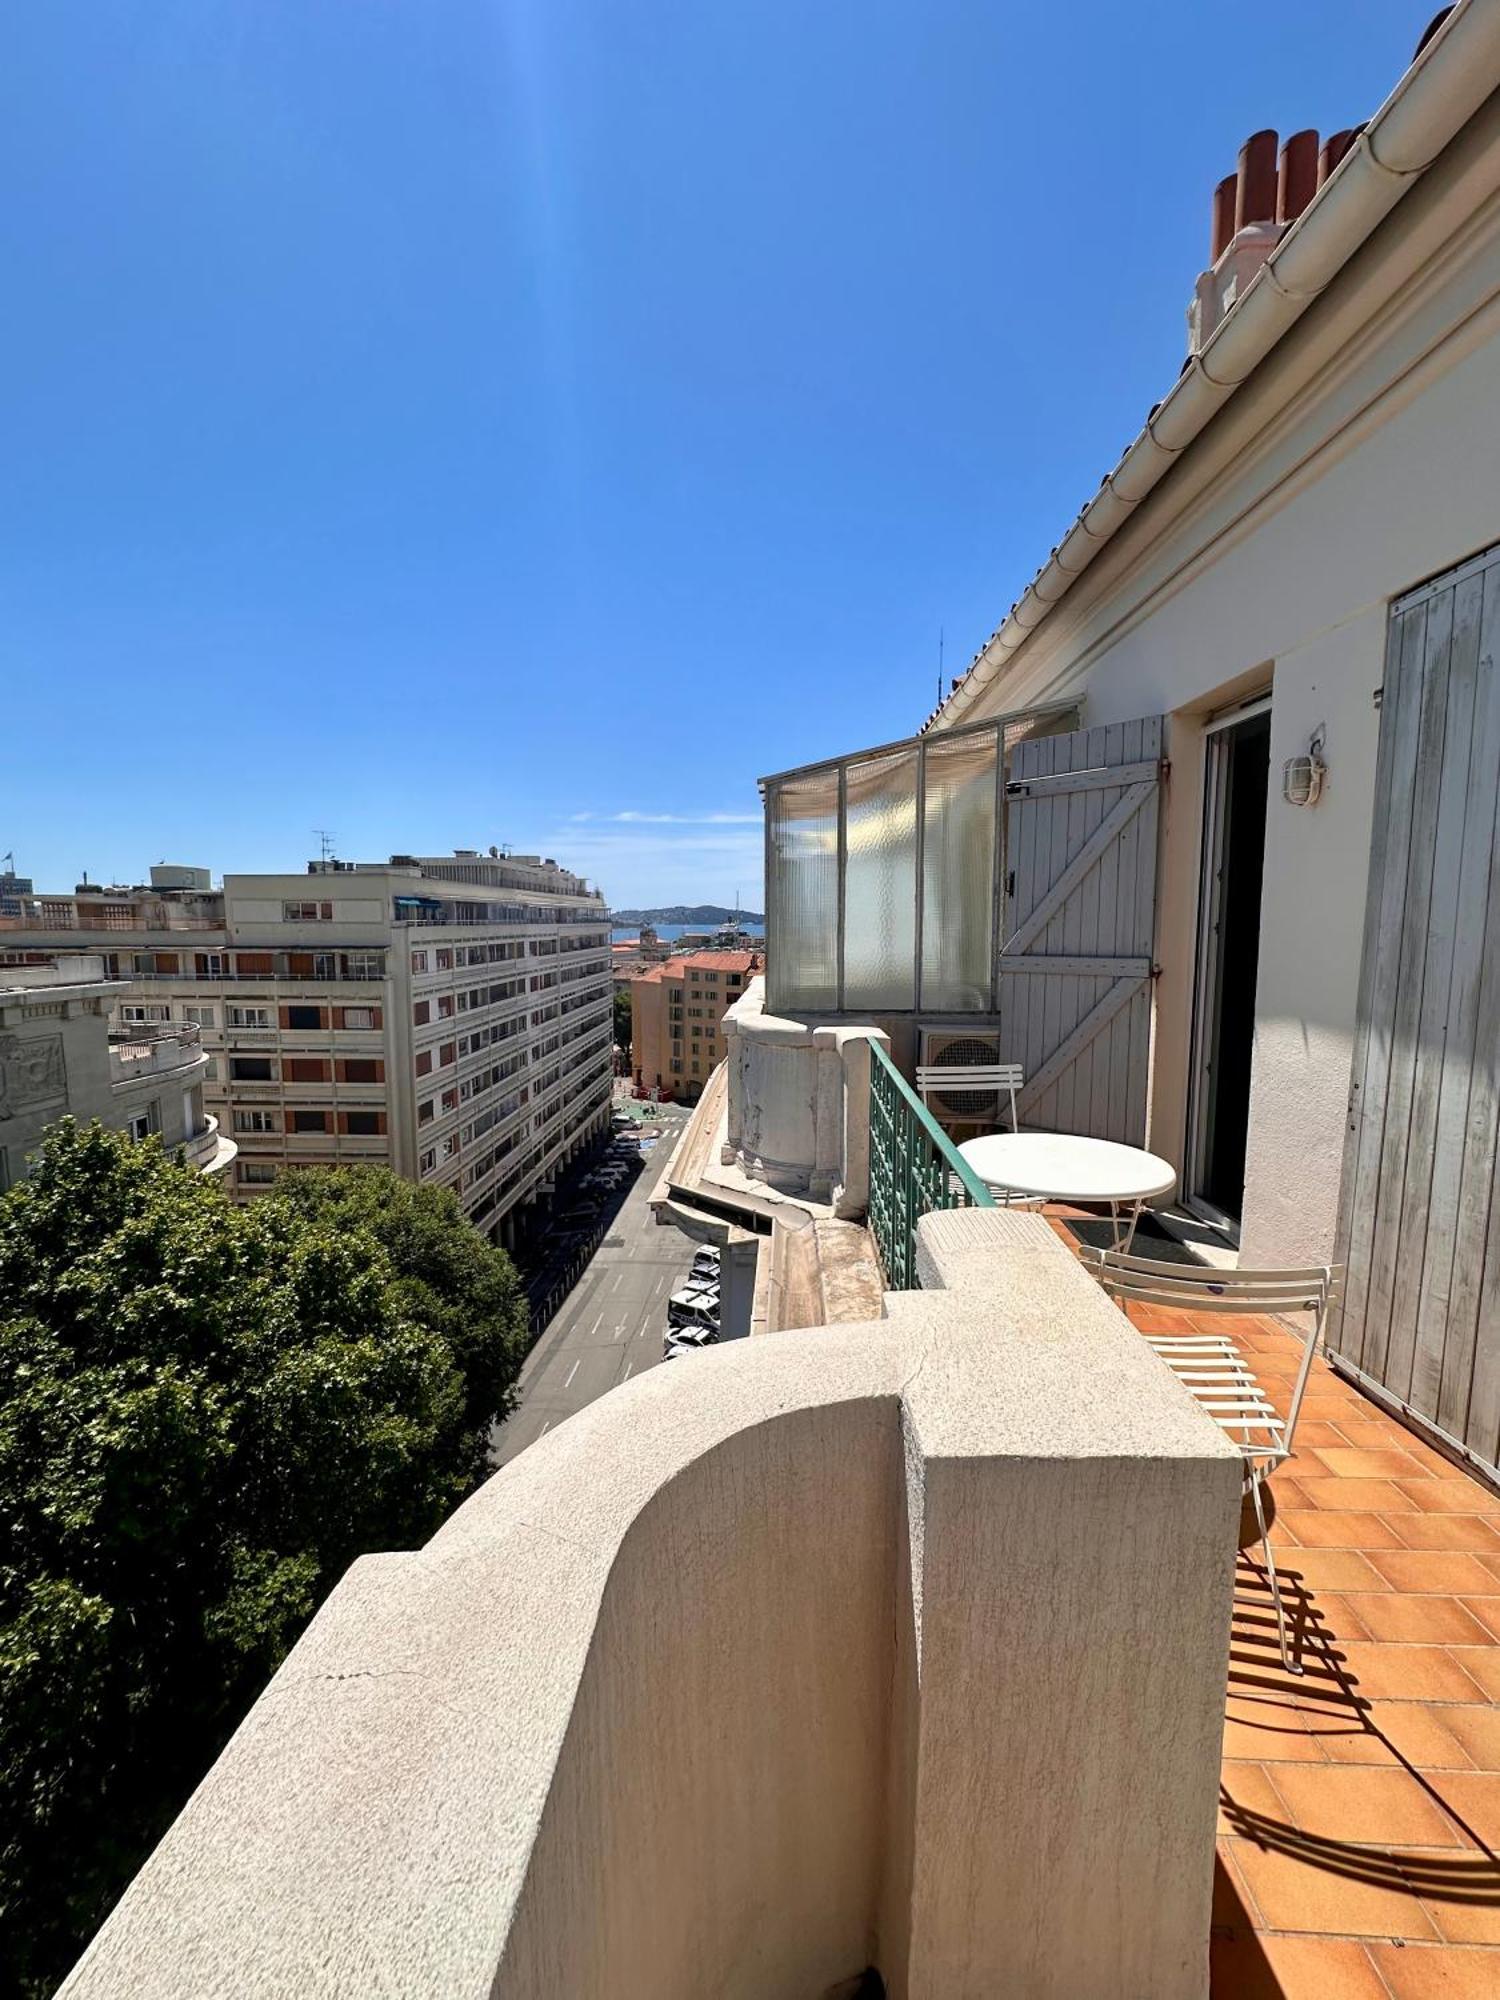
[2,1,1425,910]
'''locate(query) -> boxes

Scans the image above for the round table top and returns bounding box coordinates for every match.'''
[956,1131,1178,1206]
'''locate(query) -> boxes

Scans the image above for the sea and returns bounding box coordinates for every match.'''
[611,921,765,945]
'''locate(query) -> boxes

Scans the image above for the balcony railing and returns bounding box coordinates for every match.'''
[108,1022,204,1083]
[867,1039,994,1289]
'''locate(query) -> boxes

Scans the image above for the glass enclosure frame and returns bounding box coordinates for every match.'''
[762,703,1076,1017]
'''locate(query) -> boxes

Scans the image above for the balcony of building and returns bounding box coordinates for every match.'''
[107,1020,206,1084]
[106,1023,238,1176]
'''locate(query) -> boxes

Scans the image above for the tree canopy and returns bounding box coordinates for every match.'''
[0,1126,529,1997]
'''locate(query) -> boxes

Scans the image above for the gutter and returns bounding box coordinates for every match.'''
[927,0,1500,733]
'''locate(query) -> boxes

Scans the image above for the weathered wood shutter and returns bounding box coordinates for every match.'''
[1332,544,1500,1477]
[997,716,1163,1143]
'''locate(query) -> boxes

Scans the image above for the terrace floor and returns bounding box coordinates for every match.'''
[1116,1297,1500,1998]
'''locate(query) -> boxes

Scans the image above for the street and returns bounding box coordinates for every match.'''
[490,1103,697,1467]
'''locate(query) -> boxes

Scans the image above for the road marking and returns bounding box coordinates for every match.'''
[563,1359,581,1390]
[539,1421,550,1437]
[612,1321,627,1340]
[612,1272,624,1293]
[586,1312,603,1340]
[623,1362,633,1379]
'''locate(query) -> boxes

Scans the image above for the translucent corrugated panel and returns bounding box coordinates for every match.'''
[843,747,918,1010]
[766,771,839,1011]
[921,727,998,1010]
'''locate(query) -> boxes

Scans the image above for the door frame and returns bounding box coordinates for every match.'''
[1184,691,1272,1238]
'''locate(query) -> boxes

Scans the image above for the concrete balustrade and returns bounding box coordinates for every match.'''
[721,976,885,1217]
[59,1211,1241,2000]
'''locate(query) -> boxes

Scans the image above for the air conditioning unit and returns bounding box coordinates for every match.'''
[918,1024,1005,1133]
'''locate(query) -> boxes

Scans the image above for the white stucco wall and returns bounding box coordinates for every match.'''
[953,101,1500,1261]
[57,1213,1240,2000]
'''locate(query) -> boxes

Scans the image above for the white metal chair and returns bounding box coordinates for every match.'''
[916,1061,1023,1133]
[1082,1250,1341,1674]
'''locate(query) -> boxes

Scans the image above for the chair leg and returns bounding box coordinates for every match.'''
[1250,1472,1298,1676]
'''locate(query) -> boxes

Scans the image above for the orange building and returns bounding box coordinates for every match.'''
[630,949,761,1101]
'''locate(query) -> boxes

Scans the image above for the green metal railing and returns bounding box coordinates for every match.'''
[867,1040,995,1289]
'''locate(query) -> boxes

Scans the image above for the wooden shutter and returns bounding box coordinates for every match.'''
[1332,545,1500,1476]
[997,716,1162,1142]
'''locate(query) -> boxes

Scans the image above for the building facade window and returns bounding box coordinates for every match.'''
[338,1006,377,1030]
[240,1161,277,1186]
[184,1005,216,1027]
[411,950,429,973]
[233,1109,278,1134]
[290,1109,330,1134]
[283,1057,330,1083]
[227,1005,272,1029]
[413,1000,431,1026]
[343,1111,382,1137]
[415,1051,433,1077]
[284,1004,324,1030]
[339,1058,381,1084]
[417,1098,435,1124]
[283,900,334,922]
[229,1057,274,1081]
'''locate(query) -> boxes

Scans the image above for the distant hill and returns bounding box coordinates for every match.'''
[609,904,765,927]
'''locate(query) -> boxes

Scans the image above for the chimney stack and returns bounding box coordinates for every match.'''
[1234,129,1280,232]
[1188,109,1367,356]
[1277,129,1319,225]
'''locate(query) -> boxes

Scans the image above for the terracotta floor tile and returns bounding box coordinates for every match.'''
[1224,1697,1332,1763]
[1478,1553,1500,1586]
[1440,1706,1500,1773]
[1211,1931,1391,1999]
[1432,1771,1500,1850]
[1226,1835,1439,1938]
[1422,1882,1500,1945]
[1300,1396,1369,1423]
[1370,1942,1500,1997]
[1345,1595,1496,1646]
[1315,1447,1438,1481]
[1269,1763,1469,1846]
[1369,1553,1500,1596]
[1459,1598,1500,1642]
[1315,1701,1472,1772]
[1296,1476,1421,1513]
[1220,1760,1289,1837]
[1393,1514,1500,1553]
[1293,1421,1357,1453]
[1282,1548,1394,1592]
[1452,1648,1500,1702]
[1398,1480,1500,1516]
[1334,1643,1487,1704]
[1338,1416,1430,1451]
[1281,1510,1405,1549]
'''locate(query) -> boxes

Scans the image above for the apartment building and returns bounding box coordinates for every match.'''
[629,948,761,1101]
[0,853,613,1243]
[0,954,234,1189]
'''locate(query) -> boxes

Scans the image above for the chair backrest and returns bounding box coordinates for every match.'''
[1085,1250,1343,1449]
[916,1062,1023,1131]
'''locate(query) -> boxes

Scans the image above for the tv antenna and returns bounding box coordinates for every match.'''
[936,626,945,707]
[314,828,337,864]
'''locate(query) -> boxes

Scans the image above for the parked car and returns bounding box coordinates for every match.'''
[663,1324,719,1359]
[667,1292,719,1330]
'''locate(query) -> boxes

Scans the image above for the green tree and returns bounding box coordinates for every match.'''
[0,1125,528,1998]
[613,985,633,1062]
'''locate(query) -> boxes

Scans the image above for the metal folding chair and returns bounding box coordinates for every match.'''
[1082,1250,1341,1674]
[915,1061,1023,1133]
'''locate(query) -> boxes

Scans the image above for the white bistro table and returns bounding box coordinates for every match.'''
[956,1132,1178,1251]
